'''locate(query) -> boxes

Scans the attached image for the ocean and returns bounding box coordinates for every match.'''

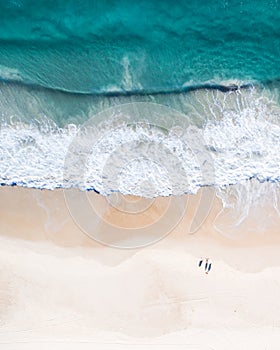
[0,0,280,199]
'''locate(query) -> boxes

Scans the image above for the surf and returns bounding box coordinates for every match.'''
[0,82,279,198]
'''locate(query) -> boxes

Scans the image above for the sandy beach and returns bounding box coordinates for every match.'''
[0,183,280,349]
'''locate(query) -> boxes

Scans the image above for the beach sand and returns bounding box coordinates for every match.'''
[0,184,280,349]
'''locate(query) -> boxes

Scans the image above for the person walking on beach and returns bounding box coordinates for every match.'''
[198,257,213,274]
[205,258,212,274]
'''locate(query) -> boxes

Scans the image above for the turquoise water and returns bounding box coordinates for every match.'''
[0,0,280,93]
[0,0,280,197]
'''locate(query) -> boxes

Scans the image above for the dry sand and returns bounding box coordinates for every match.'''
[0,184,280,349]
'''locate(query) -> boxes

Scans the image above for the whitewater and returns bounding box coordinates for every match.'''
[0,80,279,197]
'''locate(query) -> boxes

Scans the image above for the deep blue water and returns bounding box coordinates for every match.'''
[0,0,279,93]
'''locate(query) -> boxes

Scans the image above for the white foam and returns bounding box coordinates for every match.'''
[203,90,280,186]
[0,64,24,82]
[0,87,279,197]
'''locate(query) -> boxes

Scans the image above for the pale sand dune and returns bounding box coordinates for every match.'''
[0,185,280,349]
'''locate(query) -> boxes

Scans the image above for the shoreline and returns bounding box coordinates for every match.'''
[0,182,279,256]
